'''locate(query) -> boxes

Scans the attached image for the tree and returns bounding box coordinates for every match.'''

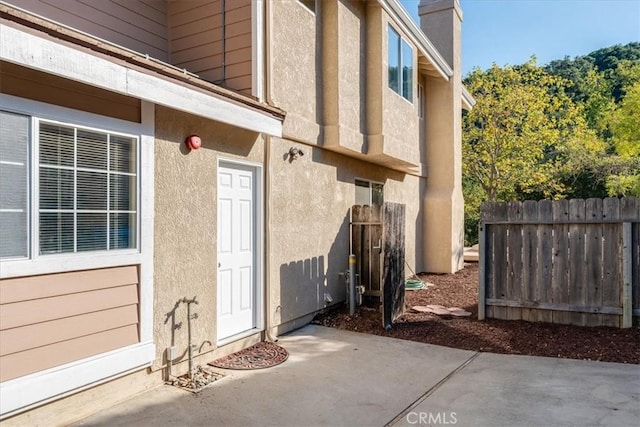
[605,80,640,196]
[462,60,586,204]
[462,45,640,244]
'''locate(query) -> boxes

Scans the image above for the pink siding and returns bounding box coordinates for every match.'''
[168,0,252,93]
[4,0,169,61]
[0,266,140,382]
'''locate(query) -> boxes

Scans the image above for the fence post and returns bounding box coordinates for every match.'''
[622,222,632,328]
[478,223,486,320]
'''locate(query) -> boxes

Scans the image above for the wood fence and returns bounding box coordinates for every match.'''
[479,197,639,328]
[351,202,405,328]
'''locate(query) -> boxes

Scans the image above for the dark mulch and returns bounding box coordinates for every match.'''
[312,263,640,364]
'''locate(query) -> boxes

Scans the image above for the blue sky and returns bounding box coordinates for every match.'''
[400,0,640,76]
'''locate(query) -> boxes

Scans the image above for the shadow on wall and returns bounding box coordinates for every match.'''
[278,210,351,325]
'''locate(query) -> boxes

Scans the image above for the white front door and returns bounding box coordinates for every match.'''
[217,162,258,341]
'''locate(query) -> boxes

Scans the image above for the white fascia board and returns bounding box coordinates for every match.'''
[461,85,476,110]
[379,0,453,81]
[0,24,282,137]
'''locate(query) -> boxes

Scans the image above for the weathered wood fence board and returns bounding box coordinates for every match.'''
[382,202,405,329]
[479,197,640,328]
[351,202,405,328]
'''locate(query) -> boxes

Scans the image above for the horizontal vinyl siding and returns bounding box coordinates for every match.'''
[4,0,169,61]
[0,306,138,356]
[0,62,141,123]
[0,326,139,382]
[168,0,252,93]
[0,266,140,382]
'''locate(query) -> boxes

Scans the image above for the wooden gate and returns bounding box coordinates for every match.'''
[351,202,405,328]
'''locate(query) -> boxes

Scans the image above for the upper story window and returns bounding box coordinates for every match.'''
[298,0,316,13]
[388,26,414,102]
[0,110,138,260]
[355,179,384,206]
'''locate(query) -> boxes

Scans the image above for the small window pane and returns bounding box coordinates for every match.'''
[40,212,74,254]
[77,129,107,170]
[110,174,136,211]
[1,163,28,210]
[0,112,29,163]
[355,179,370,205]
[77,170,107,210]
[77,213,107,252]
[110,213,136,249]
[402,39,413,101]
[110,135,136,173]
[1,212,28,258]
[39,123,74,167]
[40,168,74,210]
[0,111,29,259]
[388,27,400,93]
[372,183,384,205]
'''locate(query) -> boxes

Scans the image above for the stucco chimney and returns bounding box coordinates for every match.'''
[419,0,465,273]
[419,0,462,70]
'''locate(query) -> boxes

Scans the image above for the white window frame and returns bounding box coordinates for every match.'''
[355,178,384,206]
[0,95,152,278]
[388,25,414,103]
[37,119,138,255]
[0,94,156,417]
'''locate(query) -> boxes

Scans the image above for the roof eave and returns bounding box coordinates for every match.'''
[462,85,476,110]
[0,2,284,136]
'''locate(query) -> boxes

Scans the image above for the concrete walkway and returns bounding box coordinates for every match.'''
[76,325,639,427]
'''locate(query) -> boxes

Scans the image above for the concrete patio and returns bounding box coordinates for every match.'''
[75,325,639,427]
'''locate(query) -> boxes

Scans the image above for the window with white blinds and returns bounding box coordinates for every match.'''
[38,122,137,254]
[0,111,138,260]
[0,112,30,259]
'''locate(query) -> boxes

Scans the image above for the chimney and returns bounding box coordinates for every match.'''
[418,0,465,273]
[419,0,462,72]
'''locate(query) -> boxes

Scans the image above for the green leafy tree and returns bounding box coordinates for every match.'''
[462,60,586,204]
[462,45,640,244]
[606,80,640,196]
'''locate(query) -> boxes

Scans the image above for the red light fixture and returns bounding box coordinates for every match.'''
[185,135,202,150]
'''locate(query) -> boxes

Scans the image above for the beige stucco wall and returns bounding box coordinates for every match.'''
[379,17,421,166]
[151,102,424,361]
[270,0,320,145]
[270,0,423,171]
[336,0,366,154]
[265,1,432,326]
[267,136,422,330]
[420,0,465,273]
[152,105,264,370]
